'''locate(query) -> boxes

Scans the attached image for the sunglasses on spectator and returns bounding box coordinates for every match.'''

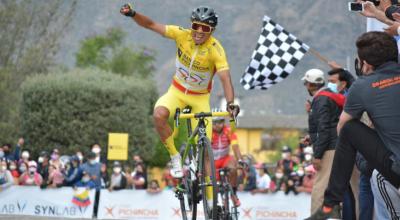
[191,22,213,33]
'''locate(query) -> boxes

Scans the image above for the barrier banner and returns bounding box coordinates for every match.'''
[0,186,95,219]
[98,189,311,220]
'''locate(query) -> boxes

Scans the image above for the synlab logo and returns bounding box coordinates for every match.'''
[0,201,27,214]
[105,206,115,217]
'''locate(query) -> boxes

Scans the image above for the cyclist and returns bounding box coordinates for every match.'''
[120,4,240,179]
[212,115,243,207]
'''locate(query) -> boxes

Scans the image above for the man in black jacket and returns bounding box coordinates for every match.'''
[302,68,344,214]
[306,31,400,220]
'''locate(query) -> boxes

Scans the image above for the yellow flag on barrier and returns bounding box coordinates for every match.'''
[107,133,129,161]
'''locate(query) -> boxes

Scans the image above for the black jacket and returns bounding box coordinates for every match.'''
[308,88,343,159]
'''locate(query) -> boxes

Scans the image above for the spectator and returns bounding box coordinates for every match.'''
[19,150,30,164]
[161,162,178,188]
[302,68,344,214]
[8,161,19,184]
[132,163,147,189]
[19,161,43,186]
[37,151,50,183]
[74,171,96,189]
[50,149,62,169]
[123,164,133,189]
[18,161,28,176]
[327,68,355,96]
[0,148,4,160]
[100,163,109,189]
[76,151,84,164]
[303,146,314,167]
[272,166,284,192]
[277,146,297,178]
[91,143,106,164]
[306,32,400,219]
[251,163,271,194]
[3,138,23,162]
[108,161,127,191]
[296,165,316,194]
[238,156,257,192]
[164,178,176,191]
[44,164,64,188]
[147,180,162,194]
[80,152,101,189]
[64,156,82,186]
[0,160,13,190]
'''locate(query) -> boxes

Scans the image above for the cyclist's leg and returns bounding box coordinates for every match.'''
[224,156,238,189]
[154,87,185,157]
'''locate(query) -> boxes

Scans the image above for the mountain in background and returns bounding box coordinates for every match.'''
[57,0,365,120]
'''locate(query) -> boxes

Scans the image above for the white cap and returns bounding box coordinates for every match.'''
[301,69,325,84]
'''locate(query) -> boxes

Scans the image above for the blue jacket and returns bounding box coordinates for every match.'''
[80,162,101,189]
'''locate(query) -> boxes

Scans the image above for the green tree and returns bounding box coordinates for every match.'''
[0,0,77,143]
[76,28,155,78]
[20,68,158,161]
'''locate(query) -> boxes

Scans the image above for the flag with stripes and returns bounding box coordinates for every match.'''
[240,15,309,90]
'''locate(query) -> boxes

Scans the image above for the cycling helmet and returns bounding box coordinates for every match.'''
[212,108,225,122]
[191,6,218,28]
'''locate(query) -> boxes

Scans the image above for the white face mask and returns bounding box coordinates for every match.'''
[38,157,44,163]
[89,160,96,165]
[113,167,121,174]
[19,166,27,173]
[82,176,90,182]
[1,166,7,172]
[0,151,4,158]
[77,154,83,161]
[297,170,305,176]
[305,154,313,161]
[275,173,283,179]
[9,165,16,170]
[92,147,101,154]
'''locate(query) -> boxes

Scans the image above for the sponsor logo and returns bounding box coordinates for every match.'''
[106,207,159,218]
[0,201,27,214]
[33,205,88,216]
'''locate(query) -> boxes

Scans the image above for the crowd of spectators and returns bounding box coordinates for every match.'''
[0,140,151,192]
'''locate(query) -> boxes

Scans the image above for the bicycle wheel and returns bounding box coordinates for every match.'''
[198,137,217,220]
[179,144,198,220]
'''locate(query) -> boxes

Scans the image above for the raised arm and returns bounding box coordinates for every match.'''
[120,3,166,36]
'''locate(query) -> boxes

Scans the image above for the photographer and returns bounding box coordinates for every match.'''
[306,31,400,220]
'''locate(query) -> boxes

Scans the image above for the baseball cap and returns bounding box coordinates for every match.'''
[282,146,292,153]
[301,69,325,84]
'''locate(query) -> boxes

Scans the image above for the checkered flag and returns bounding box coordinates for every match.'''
[240,15,309,90]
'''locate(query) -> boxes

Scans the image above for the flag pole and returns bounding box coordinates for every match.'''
[309,48,329,64]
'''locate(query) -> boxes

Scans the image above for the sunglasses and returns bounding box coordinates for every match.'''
[191,22,213,33]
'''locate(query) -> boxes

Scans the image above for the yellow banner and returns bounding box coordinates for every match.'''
[107,133,129,161]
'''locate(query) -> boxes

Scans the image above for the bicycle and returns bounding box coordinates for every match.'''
[216,166,244,220]
[174,107,234,220]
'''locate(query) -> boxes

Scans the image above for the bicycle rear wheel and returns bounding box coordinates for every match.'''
[198,137,217,220]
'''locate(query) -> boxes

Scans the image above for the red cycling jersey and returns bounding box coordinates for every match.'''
[211,126,238,160]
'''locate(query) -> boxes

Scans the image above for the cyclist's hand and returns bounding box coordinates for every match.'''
[238,159,248,169]
[226,102,240,118]
[120,3,136,17]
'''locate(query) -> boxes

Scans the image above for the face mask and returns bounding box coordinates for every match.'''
[82,176,90,182]
[77,154,83,161]
[327,82,338,93]
[9,165,16,170]
[51,154,59,161]
[305,154,313,161]
[89,160,96,165]
[297,170,305,176]
[22,152,30,159]
[0,151,4,158]
[113,167,121,174]
[1,166,7,172]
[92,147,101,154]
[38,157,44,163]
[282,153,289,159]
[276,173,283,179]
[19,166,27,173]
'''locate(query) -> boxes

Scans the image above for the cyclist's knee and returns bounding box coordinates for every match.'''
[153,107,169,124]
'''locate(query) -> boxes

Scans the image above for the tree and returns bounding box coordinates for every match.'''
[75,28,155,78]
[0,0,77,143]
[20,68,158,161]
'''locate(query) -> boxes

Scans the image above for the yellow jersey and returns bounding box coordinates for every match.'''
[164,25,229,94]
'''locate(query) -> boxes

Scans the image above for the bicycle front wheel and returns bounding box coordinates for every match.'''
[198,137,217,220]
[179,144,198,220]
